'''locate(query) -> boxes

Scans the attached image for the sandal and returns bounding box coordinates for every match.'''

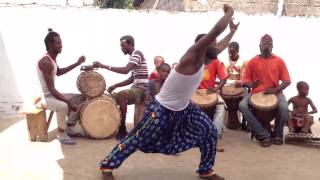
[101,171,114,180]
[273,137,283,145]
[199,170,225,180]
[259,138,272,147]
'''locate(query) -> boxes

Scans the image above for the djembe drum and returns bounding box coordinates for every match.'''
[191,89,218,119]
[221,84,245,129]
[77,66,106,98]
[292,116,305,128]
[289,114,313,133]
[249,92,278,134]
[80,94,120,139]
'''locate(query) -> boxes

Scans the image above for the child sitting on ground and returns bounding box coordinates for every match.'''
[287,81,317,133]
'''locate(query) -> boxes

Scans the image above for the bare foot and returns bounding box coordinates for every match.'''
[101,171,114,180]
[200,173,225,180]
[216,146,225,152]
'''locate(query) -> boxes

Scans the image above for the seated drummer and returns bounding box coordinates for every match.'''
[93,35,148,140]
[287,81,317,133]
[224,41,247,83]
[37,29,86,145]
[237,34,291,147]
[144,63,171,105]
[224,41,248,130]
[197,18,239,140]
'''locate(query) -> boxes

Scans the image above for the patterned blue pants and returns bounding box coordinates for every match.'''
[99,99,218,174]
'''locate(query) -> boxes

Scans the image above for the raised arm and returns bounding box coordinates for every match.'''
[57,56,85,76]
[194,5,234,52]
[176,4,234,75]
[215,19,240,54]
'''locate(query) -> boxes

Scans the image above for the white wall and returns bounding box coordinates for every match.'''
[0,7,320,118]
[0,31,22,116]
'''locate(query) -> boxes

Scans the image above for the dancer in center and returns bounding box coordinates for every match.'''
[99,4,235,180]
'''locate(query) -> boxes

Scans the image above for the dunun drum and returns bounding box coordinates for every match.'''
[221,84,245,129]
[292,116,305,128]
[80,95,120,139]
[191,89,218,119]
[76,70,106,98]
[249,92,278,133]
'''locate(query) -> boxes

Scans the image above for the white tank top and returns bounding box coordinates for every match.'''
[156,64,204,111]
[36,54,57,96]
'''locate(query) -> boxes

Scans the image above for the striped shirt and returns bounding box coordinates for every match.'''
[129,50,149,89]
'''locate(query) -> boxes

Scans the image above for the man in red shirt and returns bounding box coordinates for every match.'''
[197,19,239,140]
[198,57,228,140]
[238,34,291,147]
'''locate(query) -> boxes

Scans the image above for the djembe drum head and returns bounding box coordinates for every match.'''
[191,89,218,108]
[221,84,245,98]
[77,71,106,98]
[191,89,218,119]
[80,96,120,139]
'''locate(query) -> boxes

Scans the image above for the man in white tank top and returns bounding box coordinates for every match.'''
[100,5,234,180]
[37,29,85,145]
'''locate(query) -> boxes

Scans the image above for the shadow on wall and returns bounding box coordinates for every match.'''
[0,31,23,119]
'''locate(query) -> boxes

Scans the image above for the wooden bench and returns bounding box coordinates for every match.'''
[20,97,54,142]
[21,108,54,142]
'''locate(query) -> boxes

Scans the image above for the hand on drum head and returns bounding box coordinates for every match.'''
[77,56,86,65]
[93,61,103,68]
[107,85,116,93]
[251,79,261,88]
[243,80,261,88]
[263,88,278,95]
[234,80,243,88]
[207,87,218,94]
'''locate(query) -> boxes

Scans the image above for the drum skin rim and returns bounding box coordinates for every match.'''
[76,71,106,98]
[249,92,279,111]
[80,97,120,139]
[191,89,218,108]
[221,84,245,98]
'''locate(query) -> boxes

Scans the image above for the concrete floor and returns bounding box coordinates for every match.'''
[1,115,320,180]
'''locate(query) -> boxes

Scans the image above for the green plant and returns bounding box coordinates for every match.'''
[94,0,133,9]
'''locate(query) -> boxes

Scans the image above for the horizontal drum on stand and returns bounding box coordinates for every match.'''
[285,132,320,148]
[249,92,278,134]
[80,95,120,139]
[77,69,106,98]
[191,89,218,119]
[221,84,245,129]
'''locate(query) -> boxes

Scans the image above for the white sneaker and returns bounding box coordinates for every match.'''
[57,132,76,145]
